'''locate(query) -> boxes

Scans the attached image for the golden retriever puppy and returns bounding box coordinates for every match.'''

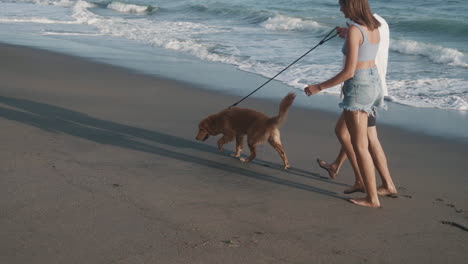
[196,93,296,169]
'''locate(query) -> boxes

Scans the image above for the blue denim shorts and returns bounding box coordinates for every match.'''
[339,67,386,115]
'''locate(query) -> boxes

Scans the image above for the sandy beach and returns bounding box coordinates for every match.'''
[0,43,467,263]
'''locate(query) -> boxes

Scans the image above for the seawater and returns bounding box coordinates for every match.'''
[1,0,467,111]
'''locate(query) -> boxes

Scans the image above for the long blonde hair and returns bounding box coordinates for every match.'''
[339,0,381,30]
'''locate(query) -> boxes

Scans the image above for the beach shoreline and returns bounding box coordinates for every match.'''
[2,31,467,144]
[1,43,467,263]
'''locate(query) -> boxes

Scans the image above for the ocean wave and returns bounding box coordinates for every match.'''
[68,0,338,92]
[41,30,102,36]
[0,17,79,24]
[387,78,468,111]
[261,14,325,32]
[107,1,157,14]
[66,0,355,103]
[71,0,239,65]
[28,0,75,7]
[391,39,468,68]
[393,18,468,36]
[181,3,273,24]
[72,0,97,24]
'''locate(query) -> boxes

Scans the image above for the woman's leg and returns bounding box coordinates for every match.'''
[344,110,380,208]
[334,112,365,193]
[367,126,398,196]
[333,148,347,172]
[317,148,345,179]
[317,114,348,178]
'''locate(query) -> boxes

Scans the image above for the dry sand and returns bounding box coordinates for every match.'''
[0,43,467,263]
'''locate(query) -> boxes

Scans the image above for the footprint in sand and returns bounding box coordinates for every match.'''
[435,199,468,232]
[440,221,468,232]
[397,186,412,199]
[434,198,465,214]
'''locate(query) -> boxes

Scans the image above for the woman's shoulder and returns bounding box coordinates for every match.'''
[347,25,363,37]
[346,25,364,45]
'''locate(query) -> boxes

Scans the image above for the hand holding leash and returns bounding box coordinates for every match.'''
[229,28,338,108]
[304,84,322,96]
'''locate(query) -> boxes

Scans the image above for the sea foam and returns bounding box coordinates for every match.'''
[107,1,157,14]
[391,39,468,68]
[388,78,468,111]
[71,0,238,65]
[31,0,75,7]
[261,14,324,32]
[0,17,79,24]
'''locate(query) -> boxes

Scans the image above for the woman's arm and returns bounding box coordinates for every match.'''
[305,26,362,96]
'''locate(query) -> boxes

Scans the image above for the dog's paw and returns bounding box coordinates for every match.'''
[239,157,248,163]
[284,165,291,170]
[230,153,241,158]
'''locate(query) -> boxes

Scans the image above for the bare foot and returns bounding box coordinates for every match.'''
[316,158,338,179]
[240,157,251,163]
[348,198,381,208]
[343,184,365,194]
[377,186,398,198]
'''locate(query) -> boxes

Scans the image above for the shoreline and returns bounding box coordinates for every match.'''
[1,34,468,144]
[1,42,467,263]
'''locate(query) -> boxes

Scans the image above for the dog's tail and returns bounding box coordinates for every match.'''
[270,92,296,126]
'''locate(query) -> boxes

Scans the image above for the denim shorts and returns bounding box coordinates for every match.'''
[339,67,386,115]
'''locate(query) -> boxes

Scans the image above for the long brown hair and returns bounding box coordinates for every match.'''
[339,0,381,30]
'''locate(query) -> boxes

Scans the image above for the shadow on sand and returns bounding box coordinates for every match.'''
[0,95,348,200]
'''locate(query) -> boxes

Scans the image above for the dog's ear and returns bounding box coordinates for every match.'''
[200,116,216,135]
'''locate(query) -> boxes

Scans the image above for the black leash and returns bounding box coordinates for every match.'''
[229,28,339,108]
